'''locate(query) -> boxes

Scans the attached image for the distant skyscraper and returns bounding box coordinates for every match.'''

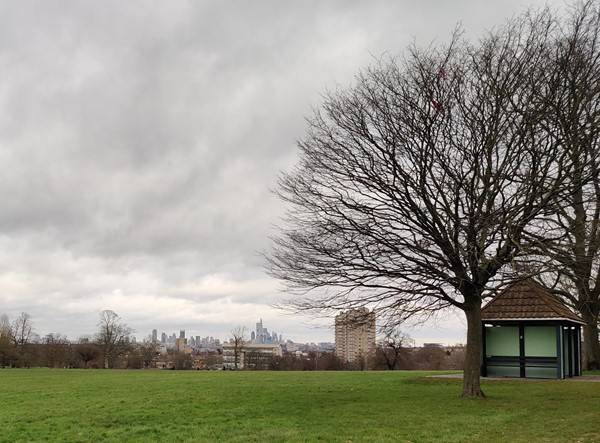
[251,319,280,343]
[152,329,157,342]
[335,308,376,366]
[180,330,185,339]
[256,319,264,343]
[161,332,167,344]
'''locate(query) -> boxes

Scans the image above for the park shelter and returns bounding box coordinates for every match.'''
[481,280,583,379]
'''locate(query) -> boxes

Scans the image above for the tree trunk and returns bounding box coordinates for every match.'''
[581,310,600,370]
[461,304,486,398]
[385,350,395,370]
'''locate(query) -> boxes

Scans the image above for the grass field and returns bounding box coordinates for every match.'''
[0,369,599,442]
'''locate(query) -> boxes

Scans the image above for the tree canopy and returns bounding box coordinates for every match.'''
[518,1,600,369]
[268,2,600,397]
[95,310,134,369]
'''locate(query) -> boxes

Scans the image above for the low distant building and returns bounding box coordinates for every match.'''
[192,349,222,370]
[335,308,376,367]
[222,343,283,370]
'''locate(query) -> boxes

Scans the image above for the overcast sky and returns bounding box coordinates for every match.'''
[0,0,558,345]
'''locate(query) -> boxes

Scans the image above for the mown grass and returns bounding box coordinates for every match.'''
[0,369,599,442]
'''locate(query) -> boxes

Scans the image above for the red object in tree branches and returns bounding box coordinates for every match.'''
[431,99,444,115]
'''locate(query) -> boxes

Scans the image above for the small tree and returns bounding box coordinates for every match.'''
[377,330,411,370]
[316,352,346,371]
[74,341,101,369]
[230,326,247,370]
[203,353,223,370]
[414,345,450,370]
[95,310,134,369]
[171,350,193,370]
[11,312,33,347]
[0,313,15,368]
[138,336,159,368]
[11,312,34,367]
[42,333,71,368]
[244,349,262,370]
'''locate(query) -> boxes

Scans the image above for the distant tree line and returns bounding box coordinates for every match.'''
[0,310,465,371]
[234,346,464,372]
[0,310,158,369]
[372,345,465,371]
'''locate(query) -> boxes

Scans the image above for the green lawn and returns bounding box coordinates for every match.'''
[0,369,598,442]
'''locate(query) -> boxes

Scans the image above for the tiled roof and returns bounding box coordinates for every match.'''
[482,279,583,323]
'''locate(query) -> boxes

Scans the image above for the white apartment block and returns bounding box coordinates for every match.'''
[222,342,283,370]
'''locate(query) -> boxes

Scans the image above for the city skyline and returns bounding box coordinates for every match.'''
[10,308,468,347]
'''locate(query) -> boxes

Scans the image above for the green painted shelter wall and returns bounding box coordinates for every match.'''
[525,367,556,378]
[486,326,519,356]
[487,365,520,377]
[524,326,556,357]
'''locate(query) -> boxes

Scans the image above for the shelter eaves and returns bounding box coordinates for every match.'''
[482,279,584,324]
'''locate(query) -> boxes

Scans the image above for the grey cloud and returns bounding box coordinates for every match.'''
[0,0,555,343]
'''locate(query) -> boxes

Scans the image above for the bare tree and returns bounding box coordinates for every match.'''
[377,330,411,370]
[172,351,193,370]
[11,312,33,347]
[74,341,101,369]
[203,353,223,370]
[0,313,14,367]
[0,314,10,336]
[521,1,600,370]
[95,310,134,369]
[230,326,247,370]
[315,352,346,371]
[244,349,262,370]
[413,345,451,371]
[267,9,582,397]
[138,335,159,368]
[42,333,72,368]
[11,312,34,367]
